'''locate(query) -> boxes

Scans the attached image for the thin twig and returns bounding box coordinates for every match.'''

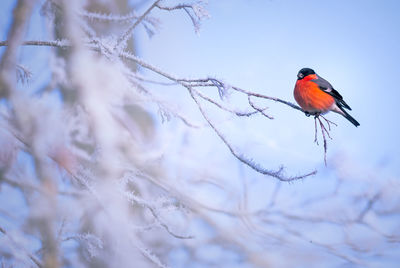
[320,115,337,131]
[115,0,162,50]
[316,117,329,165]
[156,3,208,33]
[314,116,318,144]
[195,88,258,117]
[248,95,273,119]
[79,10,139,22]
[125,191,194,239]
[312,115,338,165]
[0,0,37,97]
[356,193,380,222]
[232,85,303,112]
[0,225,43,268]
[156,4,193,11]
[0,40,70,48]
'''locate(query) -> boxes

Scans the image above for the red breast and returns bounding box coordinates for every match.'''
[294,75,335,113]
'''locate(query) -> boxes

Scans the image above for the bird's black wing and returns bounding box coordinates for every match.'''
[312,75,352,110]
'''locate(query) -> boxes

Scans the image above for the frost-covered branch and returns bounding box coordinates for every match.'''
[156,1,210,33]
[313,115,337,165]
[187,85,316,181]
[0,39,305,114]
[115,0,162,50]
[0,225,43,268]
[194,88,258,117]
[0,40,70,48]
[0,39,314,180]
[0,0,37,98]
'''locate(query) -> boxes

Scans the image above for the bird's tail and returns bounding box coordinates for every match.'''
[340,107,360,127]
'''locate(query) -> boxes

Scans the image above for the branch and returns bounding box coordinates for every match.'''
[232,85,303,112]
[125,191,194,239]
[0,40,70,48]
[0,0,37,98]
[0,226,43,268]
[356,193,380,222]
[79,10,139,22]
[156,2,210,33]
[314,115,336,165]
[115,0,162,50]
[156,4,193,11]
[194,88,258,117]
[0,40,304,113]
[120,51,304,113]
[0,39,316,180]
[187,86,316,182]
[248,95,273,119]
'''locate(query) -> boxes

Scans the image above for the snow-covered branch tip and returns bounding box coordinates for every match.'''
[313,115,337,165]
[156,1,210,33]
[0,0,37,98]
[0,225,43,268]
[115,0,162,50]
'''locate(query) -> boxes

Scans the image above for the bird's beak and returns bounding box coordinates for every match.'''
[297,73,303,79]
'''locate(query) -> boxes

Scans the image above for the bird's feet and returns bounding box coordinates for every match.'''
[304,111,321,118]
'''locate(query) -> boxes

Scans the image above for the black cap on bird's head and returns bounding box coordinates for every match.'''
[297,68,315,80]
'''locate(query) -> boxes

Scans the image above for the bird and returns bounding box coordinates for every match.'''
[294,68,360,127]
